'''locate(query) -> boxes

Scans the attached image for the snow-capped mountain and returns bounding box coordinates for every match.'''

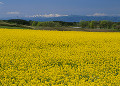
[27,14,68,18]
[1,14,120,22]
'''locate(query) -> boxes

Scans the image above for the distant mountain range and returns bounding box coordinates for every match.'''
[1,15,120,22]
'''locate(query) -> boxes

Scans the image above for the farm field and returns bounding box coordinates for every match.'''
[0,29,120,86]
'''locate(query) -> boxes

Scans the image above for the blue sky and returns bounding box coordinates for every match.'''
[0,0,120,18]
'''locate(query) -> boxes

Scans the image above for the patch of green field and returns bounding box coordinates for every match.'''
[0,26,30,29]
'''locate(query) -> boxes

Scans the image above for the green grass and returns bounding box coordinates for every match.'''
[0,25,120,32]
[0,26,30,29]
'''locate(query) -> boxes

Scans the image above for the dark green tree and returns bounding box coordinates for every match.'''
[89,21,98,29]
[78,20,89,28]
[100,20,112,29]
[115,25,120,30]
[112,23,118,29]
[32,21,37,26]
[37,22,42,26]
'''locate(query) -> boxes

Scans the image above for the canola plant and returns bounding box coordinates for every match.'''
[0,29,120,86]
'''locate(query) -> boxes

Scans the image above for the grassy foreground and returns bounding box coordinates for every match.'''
[0,29,120,86]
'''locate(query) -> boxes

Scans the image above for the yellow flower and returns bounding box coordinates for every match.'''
[0,29,119,85]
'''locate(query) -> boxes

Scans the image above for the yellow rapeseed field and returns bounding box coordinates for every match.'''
[0,29,120,86]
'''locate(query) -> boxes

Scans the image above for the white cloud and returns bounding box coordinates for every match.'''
[28,14,68,18]
[7,12,20,15]
[87,13,106,16]
[0,2,4,4]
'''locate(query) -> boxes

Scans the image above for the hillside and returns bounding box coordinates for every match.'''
[0,19,120,32]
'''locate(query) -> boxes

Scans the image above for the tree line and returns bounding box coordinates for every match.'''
[30,20,120,30]
[4,19,120,30]
[4,19,76,27]
[78,20,120,30]
[30,21,77,27]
